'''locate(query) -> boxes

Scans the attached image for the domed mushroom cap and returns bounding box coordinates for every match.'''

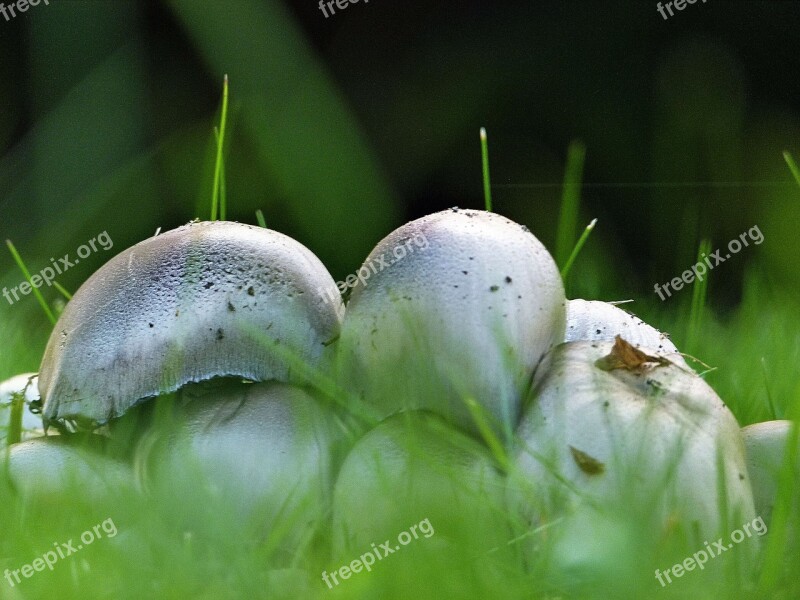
[338,208,566,439]
[565,299,685,366]
[332,411,509,555]
[742,420,798,526]
[3,436,132,504]
[511,339,754,542]
[0,373,44,441]
[147,380,341,555]
[40,221,344,427]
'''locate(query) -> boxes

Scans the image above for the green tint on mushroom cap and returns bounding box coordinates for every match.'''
[147,380,342,559]
[40,221,344,427]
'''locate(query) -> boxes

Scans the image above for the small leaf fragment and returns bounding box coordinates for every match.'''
[569,445,605,475]
[595,335,669,372]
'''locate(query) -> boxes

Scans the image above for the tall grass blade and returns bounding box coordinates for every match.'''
[5,239,56,325]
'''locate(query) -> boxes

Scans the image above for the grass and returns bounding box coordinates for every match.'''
[0,144,798,600]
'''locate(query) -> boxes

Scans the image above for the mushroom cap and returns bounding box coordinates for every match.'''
[512,340,754,541]
[332,411,508,555]
[148,380,341,554]
[40,221,344,427]
[742,420,798,526]
[4,436,132,503]
[338,208,566,439]
[0,373,44,440]
[565,299,685,365]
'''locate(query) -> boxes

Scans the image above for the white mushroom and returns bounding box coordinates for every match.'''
[511,338,755,545]
[40,221,344,427]
[0,373,45,441]
[146,380,341,554]
[742,420,798,527]
[331,411,509,556]
[338,208,566,439]
[565,299,686,366]
[3,436,132,505]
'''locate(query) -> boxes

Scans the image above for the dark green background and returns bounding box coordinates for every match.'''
[1,0,798,378]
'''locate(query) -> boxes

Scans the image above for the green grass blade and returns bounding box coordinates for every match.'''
[757,386,800,593]
[210,74,229,221]
[255,209,267,229]
[5,239,56,325]
[52,281,73,301]
[465,397,508,471]
[480,127,492,213]
[560,218,597,281]
[685,239,711,352]
[7,391,24,447]
[555,140,587,268]
[784,151,800,187]
[214,127,228,221]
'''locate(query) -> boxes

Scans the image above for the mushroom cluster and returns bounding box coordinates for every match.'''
[1,210,783,588]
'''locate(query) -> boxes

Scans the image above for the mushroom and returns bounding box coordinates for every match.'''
[0,373,45,442]
[565,299,686,366]
[511,338,755,545]
[145,379,341,556]
[338,208,566,439]
[40,221,344,427]
[742,420,798,527]
[2,436,132,507]
[332,411,509,557]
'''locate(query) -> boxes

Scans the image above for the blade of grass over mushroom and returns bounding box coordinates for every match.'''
[5,240,56,326]
[210,74,229,222]
[480,127,493,213]
[465,397,509,471]
[255,209,267,228]
[168,0,399,271]
[238,320,381,427]
[555,140,587,269]
[6,391,24,447]
[559,218,597,281]
[758,392,800,593]
[784,151,800,187]
[684,238,711,354]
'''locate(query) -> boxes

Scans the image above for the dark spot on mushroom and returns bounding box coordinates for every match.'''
[227,301,236,313]
[490,285,499,292]
[505,276,512,283]
[247,287,255,296]
[216,329,224,341]
[175,310,180,317]
[462,271,468,275]
[148,323,154,328]
[204,281,214,289]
